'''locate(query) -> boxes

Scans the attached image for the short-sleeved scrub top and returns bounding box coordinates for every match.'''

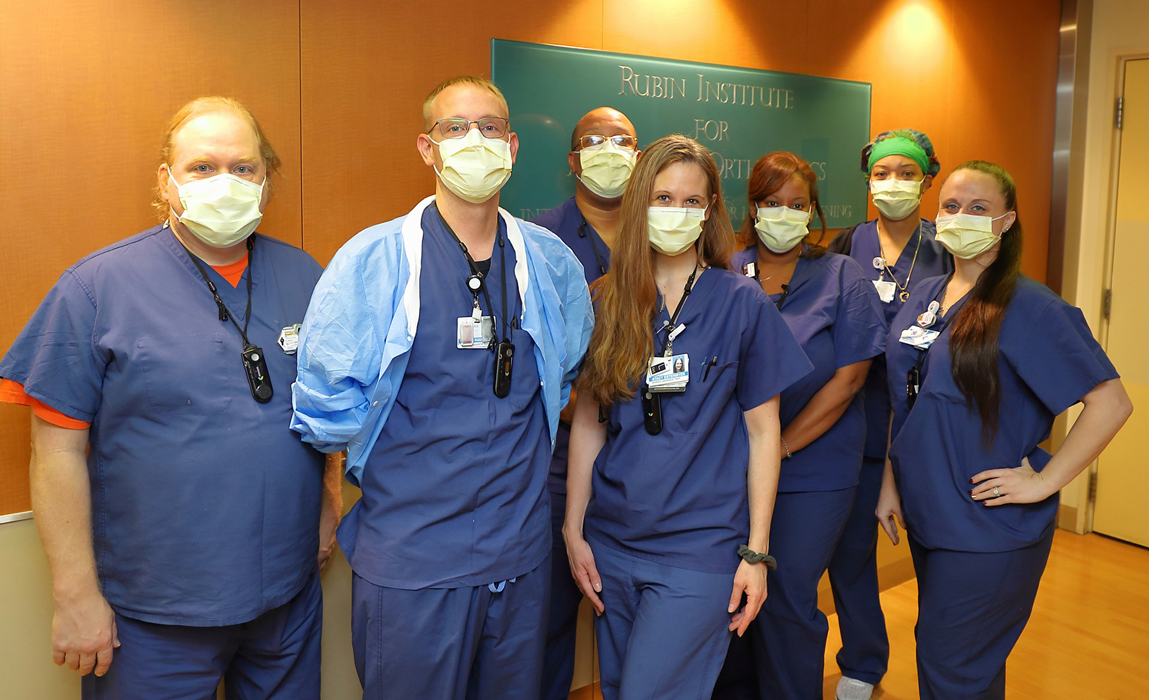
[732,247,888,492]
[0,226,326,626]
[585,268,813,574]
[338,206,551,590]
[886,275,1119,552]
[842,219,952,459]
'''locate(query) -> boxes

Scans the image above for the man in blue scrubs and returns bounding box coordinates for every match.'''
[0,97,342,699]
[291,76,594,700]
[530,105,638,700]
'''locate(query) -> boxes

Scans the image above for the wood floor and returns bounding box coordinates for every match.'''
[572,530,1149,699]
[821,530,1149,699]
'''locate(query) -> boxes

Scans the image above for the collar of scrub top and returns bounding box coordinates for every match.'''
[398,196,531,341]
[433,202,509,348]
[741,244,811,310]
[178,232,257,348]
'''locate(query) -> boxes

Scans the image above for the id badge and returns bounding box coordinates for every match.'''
[899,325,940,349]
[277,323,302,355]
[457,316,494,349]
[646,353,690,393]
[873,280,897,304]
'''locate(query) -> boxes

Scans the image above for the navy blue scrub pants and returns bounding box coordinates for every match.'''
[83,569,323,700]
[714,488,856,700]
[542,492,584,700]
[826,456,889,685]
[351,559,549,700]
[592,540,734,700]
[909,527,1054,700]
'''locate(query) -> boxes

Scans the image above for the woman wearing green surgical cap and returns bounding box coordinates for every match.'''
[824,129,953,700]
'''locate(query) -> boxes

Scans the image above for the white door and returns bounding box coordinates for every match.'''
[1094,58,1149,547]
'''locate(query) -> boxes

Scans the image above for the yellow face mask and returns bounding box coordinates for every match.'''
[578,141,637,199]
[647,207,706,256]
[432,128,513,204]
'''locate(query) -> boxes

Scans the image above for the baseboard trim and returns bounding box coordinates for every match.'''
[1057,504,1078,532]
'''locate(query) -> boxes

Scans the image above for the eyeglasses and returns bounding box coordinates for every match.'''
[428,117,510,140]
[576,134,638,150]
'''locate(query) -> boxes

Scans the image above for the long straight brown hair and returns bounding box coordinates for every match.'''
[578,135,734,407]
[947,161,1022,444]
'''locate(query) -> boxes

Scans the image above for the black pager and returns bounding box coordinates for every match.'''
[241,344,274,404]
[493,339,514,398]
[641,389,662,435]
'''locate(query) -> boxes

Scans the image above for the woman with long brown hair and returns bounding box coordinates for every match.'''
[716,152,886,700]
[562,135,811,699]
[879,161,1131,698]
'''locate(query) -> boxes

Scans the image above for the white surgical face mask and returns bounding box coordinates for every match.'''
[432,128,513,204]
[577,141,637,199]
[647,206,706,256]
[870,178,923,221]
[935,211,1013,259]
[755,206,810,253]
[168,166,265,248]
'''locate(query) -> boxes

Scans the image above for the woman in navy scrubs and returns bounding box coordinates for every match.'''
[825,129,952,700]
[563,135,811,700]
[716,152,886,700]
[880,161,1131,699]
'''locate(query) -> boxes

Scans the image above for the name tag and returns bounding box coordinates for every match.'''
[646,353,689,393]
[873,280,897,304]
[457,316,494,349]
[899,325,940,350]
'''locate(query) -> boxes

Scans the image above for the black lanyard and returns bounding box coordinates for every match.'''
[184,237,254,345]
[435,204,509,348]
[658,264,699,356]
[180,235,273,404]
[578,218,607,277]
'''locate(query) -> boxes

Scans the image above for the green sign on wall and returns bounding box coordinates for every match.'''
[491,40,871,230]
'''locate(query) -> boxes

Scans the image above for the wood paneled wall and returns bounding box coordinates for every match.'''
[0,0,1060,514]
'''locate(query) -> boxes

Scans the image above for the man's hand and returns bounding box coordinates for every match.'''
[52,591,119,676]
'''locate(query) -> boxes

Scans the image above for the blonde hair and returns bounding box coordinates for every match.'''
[422,76,509,131]
[153,96,280,221]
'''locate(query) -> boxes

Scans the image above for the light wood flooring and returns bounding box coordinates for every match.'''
[572,530,1149,699]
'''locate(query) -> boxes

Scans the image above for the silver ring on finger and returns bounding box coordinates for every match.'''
[992,486,1000,497]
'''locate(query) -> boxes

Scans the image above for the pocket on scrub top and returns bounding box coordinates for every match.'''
[138,334,234,414]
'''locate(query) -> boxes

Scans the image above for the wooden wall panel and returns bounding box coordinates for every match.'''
[0,0,301,514]
[298,0,605,266]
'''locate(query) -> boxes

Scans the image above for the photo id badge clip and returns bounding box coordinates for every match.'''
[457,316,494,349]
[646,353,690,393]
[873,280,897,304]
[277,323,302,355]
[899,325,940,349]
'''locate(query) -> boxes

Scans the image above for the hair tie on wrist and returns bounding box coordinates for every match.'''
[738,545,777,570]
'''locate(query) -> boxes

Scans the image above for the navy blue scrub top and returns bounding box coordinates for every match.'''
[338,205,550,590]
[584,269,812,574]
[532,196,610,497]
[732,246,887,492]
[843,219,952,459]
[0,227,326,626]
[886,275,1118,552]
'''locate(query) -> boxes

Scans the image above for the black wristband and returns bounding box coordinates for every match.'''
[738,545,777,570]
